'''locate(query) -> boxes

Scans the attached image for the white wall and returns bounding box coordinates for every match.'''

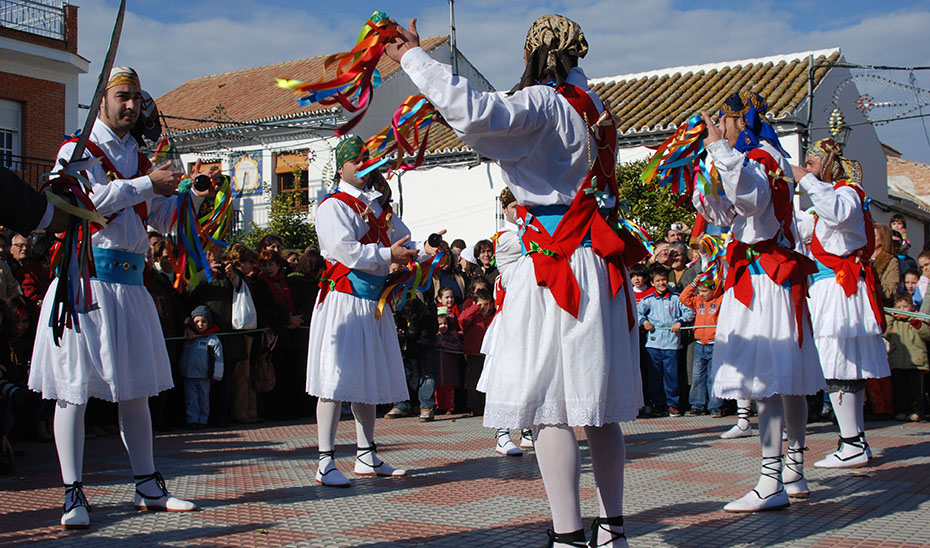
[0,36,88,133]
[389,161,506,245]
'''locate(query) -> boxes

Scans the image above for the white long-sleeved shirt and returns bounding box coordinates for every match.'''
[55,119,188,254]
[797,173,867,256]
[316,182,425,276]
[694,139,799,248]
[401,47,611,208]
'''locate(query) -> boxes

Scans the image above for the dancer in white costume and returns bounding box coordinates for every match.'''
[792,138,889,468]
[389,15,646,548]
[480,188,534,456]
[695,91,824,513]
[28,67,199,528]
[306,136,441,487]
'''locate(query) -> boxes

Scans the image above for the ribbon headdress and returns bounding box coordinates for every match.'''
[806,138,862,186]
[720,91,790,158]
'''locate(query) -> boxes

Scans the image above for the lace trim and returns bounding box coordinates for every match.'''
[482,401,640,429]
[29,379,175,405]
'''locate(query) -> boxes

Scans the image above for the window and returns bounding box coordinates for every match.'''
[0,99,22,168]
[275,152,309,210]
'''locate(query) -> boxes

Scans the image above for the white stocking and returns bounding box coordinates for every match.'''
[830,391,865,458]
[316,399,341,453]
[735,399,752,430]
[118,398,155,477]
[54,401,86,485]
[781,395,807,485]
[351,402,376,448]
[584,423,626,545]
[535,424,583,535]
[830,391,860,438]
[754,396,784,497]
[854,390,866,434]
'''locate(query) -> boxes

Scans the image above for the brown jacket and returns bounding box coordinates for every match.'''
[873,251,900,306]
[884,313,930,371]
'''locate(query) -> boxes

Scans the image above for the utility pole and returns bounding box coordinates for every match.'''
[803,53,814,161]
[449,0,458,76]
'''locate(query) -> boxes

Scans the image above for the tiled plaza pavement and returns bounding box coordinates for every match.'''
[2,413,930,547]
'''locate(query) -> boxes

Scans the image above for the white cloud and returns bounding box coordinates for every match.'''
[71,0,930,160]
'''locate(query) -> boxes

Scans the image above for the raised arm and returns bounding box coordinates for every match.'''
[797,174,863,229]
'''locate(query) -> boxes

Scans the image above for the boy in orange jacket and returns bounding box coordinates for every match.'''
[680,280,724,416]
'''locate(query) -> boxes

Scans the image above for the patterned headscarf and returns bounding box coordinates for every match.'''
[334,136,365,170]
[807,138,862,186]
[499,187,515,207]
[515,15,588,91]
[720,91,790,159]
[107,66,141,89]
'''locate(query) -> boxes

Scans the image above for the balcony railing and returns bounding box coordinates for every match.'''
[3,154,54,191]
[0,0,65,40]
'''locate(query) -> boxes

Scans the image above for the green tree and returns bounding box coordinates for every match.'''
[238,191,319,251]
[616,159,695,242]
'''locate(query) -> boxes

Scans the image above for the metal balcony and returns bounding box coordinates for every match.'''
[0,0,65,40]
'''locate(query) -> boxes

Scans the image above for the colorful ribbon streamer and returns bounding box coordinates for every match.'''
[640,114,722,207]
[170,174,237,291]
[356,95,442,179]
[275,11,399,136]
[41,159,111,344]
[694,233,728,288]
[615,216,655,255]
[375,252,449,319]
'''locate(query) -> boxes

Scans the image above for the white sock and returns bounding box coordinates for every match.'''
[754,396,784,497]
[54,401,86,485]
[535,425,583,535]
[352,402,382,465]
[585,423,625,545]
[781,395,807,484]
[119,398,155,477]
[316,399,341,454]
[830,391,865,457]
[735,399,752,431]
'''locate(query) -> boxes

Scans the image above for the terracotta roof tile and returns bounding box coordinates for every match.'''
[157,36,450,133]
[425,47,841,155]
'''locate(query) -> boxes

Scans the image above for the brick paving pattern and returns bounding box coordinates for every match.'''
[2,414,929,547]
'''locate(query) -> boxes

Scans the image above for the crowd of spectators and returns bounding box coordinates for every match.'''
[1,212,928,472]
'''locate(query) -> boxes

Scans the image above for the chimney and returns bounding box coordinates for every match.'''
[64,4,78,54]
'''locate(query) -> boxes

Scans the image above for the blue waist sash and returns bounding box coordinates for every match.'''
[809,257,864,284]
[346,269,387,301]
[520,204,609,255]
[92,247,145,286]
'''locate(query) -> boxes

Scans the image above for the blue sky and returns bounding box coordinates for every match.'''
[72,0,930,161]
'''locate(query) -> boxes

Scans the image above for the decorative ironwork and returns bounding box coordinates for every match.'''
[0,0,66,40]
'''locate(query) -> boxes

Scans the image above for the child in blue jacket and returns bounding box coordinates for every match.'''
[179,306,224,429]
[638,265,695,417]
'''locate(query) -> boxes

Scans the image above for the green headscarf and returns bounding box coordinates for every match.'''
[335,136,365,170]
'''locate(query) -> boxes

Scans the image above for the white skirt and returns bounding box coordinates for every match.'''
[29,278,174,405]
[808,277,890,380]
[305,290,408,404]
[478,248,643,429]
[712,273,825,400]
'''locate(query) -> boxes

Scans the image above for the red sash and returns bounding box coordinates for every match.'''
[809,181,885,331]
[65,138,150,225]
[316,190,394,304]
[723,149,817,347]
[515,85,647,325]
